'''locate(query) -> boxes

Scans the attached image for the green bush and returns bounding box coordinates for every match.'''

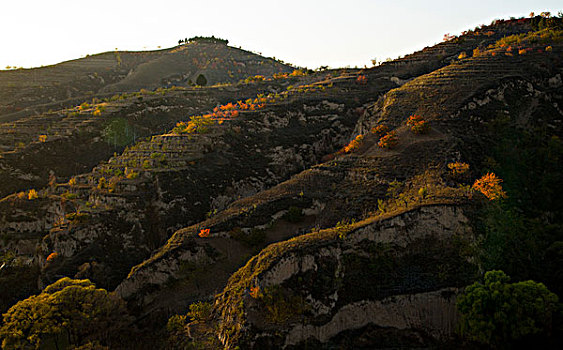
[0,278,129,349]
[187,301,212,322]
[457,270,560,346]
[196,74,207,87]
[283,206,304,223]
[228,227,266,246]
[260,286,308,325]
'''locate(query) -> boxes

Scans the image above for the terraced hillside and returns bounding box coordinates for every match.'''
[135,23,561,349]
[0,72,388,311]
[1,17,562,350]
[0,40,293,121]
[0,19,534,199]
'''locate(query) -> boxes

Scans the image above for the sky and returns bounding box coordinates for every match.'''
[0,0,561,70]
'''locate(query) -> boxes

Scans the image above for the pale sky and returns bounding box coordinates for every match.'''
[0,1,560,70]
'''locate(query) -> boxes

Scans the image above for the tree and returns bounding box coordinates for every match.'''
[196,74,207,86]
[457,270,560,346]
[0,278,129,349]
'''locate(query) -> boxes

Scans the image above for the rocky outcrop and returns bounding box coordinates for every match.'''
[212,204,475,349]
[283,288,460,347]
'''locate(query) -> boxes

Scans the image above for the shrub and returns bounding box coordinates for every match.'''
[196,74,207,86]
[370,124,389,137]
[260,286,308,325]
[92,107,103,117]
[173,115,215,134]
[78,102,90,110]
[273,72,289,79]
[244,75,266,83]
[283,206,304,223]
[46,252,59,263]
[97,177,106,190]
[125,168,138,179]
[472,172,506,200]
[187,301,212,322]
[289,69,306,77]
[457,270,559,346]
[61,192,78,199]
[27,189,38,200]
[378,131,398,149]
[198,228,210,238]
[418,187,428,199]
[406,115,430,134]
[250,286,261,299]
[344,134,364,153]
[447,162,470,175]
[66,212,90,224]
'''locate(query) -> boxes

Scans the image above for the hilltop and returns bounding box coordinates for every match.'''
[0,38,292,122]
[1,15,563,349]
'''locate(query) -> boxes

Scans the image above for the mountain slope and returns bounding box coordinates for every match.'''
[0,40,292,121]
[157,23,563,349]
[1,17,562,350]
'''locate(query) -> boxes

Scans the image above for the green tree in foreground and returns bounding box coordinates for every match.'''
[457,270,560,346]
[0,278,129,349]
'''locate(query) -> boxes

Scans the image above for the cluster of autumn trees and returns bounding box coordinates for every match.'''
[243,69,306,84]
[171,96,269,135]
[172,80,330,135]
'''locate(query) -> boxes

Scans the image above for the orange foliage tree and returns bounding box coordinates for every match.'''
[198,228,211,238]
[472,173,507,200]
[344,134,364,153]
[46,252,59,263]
[378,131,398,149]
[406,115,430,134]
[370,124,389,137]
[250,286,261,299]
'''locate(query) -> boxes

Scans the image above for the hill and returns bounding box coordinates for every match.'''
[1,16,562,349]
[0,42,295,198]
[0,40,292,122]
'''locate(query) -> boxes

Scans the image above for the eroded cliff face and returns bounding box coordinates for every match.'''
[212,205,475,349]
